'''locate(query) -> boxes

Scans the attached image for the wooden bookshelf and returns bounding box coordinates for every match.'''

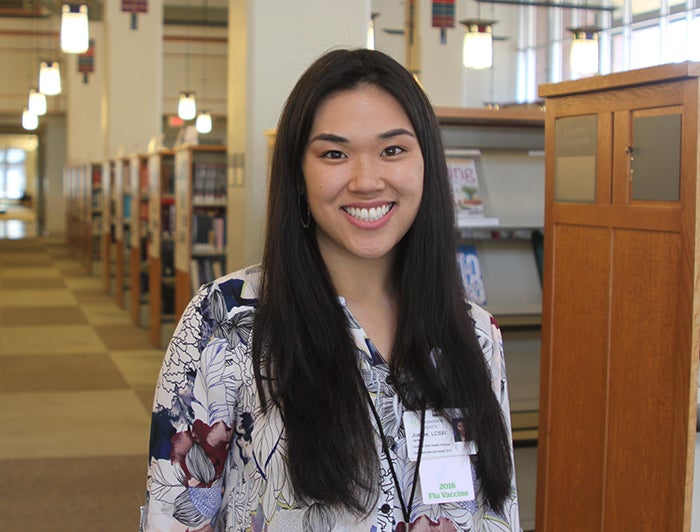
[147,149,176,347]
[173,144,227,319]
[129,154,150,327]
[113,157,131,308]
[85,162,103,274]
[102,160,115,295]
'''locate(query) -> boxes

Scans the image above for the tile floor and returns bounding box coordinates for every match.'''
[0,233,539,531]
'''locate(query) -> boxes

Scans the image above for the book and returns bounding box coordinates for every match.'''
[456,245,487,306]
[447,158,485,225]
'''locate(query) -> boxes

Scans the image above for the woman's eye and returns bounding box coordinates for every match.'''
[382,145,405,157]
[321,150,345,160]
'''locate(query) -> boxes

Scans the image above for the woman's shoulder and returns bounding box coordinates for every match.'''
[201,263,262,311]
[467,301,499,335]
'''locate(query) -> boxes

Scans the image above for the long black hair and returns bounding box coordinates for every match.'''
[251,48,513,516]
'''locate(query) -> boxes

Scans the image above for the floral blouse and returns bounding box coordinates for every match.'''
[141,265,521,531]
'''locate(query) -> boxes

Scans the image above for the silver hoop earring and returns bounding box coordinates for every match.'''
[298,193,311,229]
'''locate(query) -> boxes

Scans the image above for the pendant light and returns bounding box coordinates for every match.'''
[178,0,196,121]
[22,108,38,131]
[39,60,62,95]
[195,110,212,134]
[28,88,47,116]
[178,92,196,120]
[61,4,89,54]
[569,26,600,75]
[460,19,495,69]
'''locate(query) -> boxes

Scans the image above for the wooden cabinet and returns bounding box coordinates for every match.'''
[147,149,176,347]
[173,145,227,319]
[537,62,700,531]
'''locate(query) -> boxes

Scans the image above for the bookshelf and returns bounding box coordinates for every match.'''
[63,165,81,255]
[85,162,103,274]
[435,109,545,315]
[129,154,150,327]
[435,107,545,532]
[113,157,132,308]
[173,144,228,319]
[101,160,115,295]
[147,149,176,347]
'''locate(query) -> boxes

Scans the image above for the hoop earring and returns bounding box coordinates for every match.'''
[298,193,311,229]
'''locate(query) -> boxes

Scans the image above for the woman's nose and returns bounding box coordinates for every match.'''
[347,157,385,193]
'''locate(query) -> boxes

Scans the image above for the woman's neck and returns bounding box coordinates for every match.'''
[321,252,399,361]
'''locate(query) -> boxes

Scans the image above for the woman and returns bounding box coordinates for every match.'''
[142,48,520,531]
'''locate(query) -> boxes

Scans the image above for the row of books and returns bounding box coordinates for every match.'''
[456,229,544,307]
[192,162,227,203]
[190,257,226,293]
[161,158,175,195]
[192,212,226,253]
[160,203,176,235]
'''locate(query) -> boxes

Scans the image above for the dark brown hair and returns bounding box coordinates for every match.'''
[252,48,513,516]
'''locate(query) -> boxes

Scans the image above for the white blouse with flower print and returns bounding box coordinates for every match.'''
[141,264,521,532]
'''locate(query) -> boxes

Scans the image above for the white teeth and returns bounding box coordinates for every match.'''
[345,204,392,222]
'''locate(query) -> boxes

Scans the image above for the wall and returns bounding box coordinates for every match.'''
[40,114,66,237]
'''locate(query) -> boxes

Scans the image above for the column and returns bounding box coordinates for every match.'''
[227,0,370,269]
[103,0,163,158]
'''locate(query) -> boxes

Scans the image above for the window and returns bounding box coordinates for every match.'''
[0,138,36,201]
[518,0,700,102]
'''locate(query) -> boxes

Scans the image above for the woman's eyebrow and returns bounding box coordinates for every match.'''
[308,133,348,143]
[379,128,416,140]
[309,129,415,143]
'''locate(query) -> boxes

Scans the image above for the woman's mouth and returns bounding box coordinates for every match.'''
[343,203,394,222]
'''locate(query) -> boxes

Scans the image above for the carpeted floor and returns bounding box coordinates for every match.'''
[0,235,539,531]
[0,237,165,531]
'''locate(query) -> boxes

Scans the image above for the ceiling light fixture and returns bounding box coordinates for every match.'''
[61,4,89,54]
[460,19,495,69]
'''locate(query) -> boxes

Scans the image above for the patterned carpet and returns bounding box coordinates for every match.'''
[0,237,164,531]
[0,236,538,531]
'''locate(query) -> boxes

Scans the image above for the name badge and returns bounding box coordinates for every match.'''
[403,410,477,504]
[403,410,478,460]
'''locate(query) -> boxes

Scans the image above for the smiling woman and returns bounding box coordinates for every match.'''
[302,84,424,268]
[142,48,521,532]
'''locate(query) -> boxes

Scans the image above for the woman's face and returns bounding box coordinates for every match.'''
[301,84,424,267]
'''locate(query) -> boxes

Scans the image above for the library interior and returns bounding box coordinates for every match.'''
[1,0,699,530]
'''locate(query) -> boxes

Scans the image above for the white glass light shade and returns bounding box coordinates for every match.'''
[461,22,493,69]
[61,4,89,54]
[367,20,376,50]
[570,29,599,75]
[39,61,62,95]
[28,89,47,116]
[178,92,196,120]
[22,108,38,131]
[196,111,212,134]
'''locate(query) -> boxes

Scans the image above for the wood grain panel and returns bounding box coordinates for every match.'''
[551,203,681,232]
[538,224,611,531]
[548,81,686,118]
[605,229,684,531]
